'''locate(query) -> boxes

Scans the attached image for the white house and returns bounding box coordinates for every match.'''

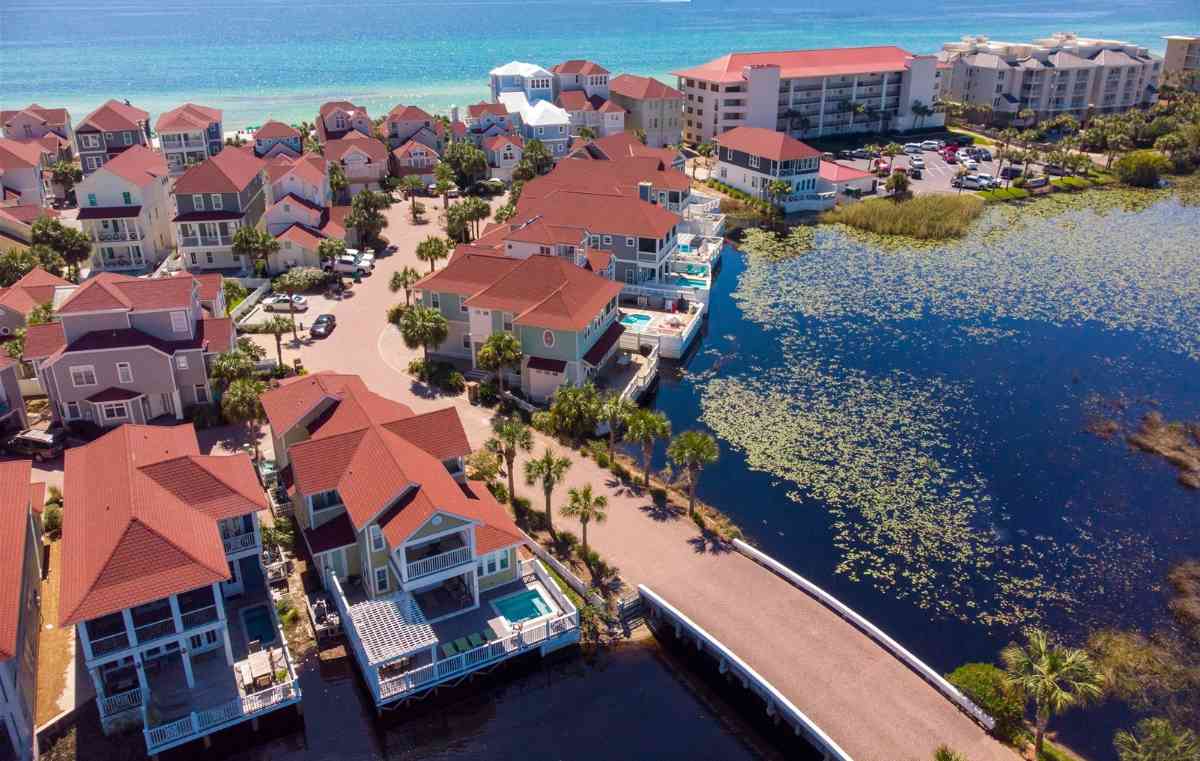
[75,145,174,272]
[714,126,834,213]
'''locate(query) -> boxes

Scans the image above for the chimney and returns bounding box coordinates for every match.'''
[450,106,460,124]
[638,181,651,202]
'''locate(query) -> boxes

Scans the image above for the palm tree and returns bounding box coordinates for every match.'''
[399,174,424,204]
[262,315,293,367]
[476,332,522,394]
[220,377,267,458]
[272,267,322,341]
[524,448,571,535]
[625,409,671,486]
[434,163,455,209]
[415,235,449,273]
[389,266,422,307]
[488,416,532,503]
[1001,628,1105,758]
[1114,718,1199,761]
[548,383,601,443]
[599,393,636,454]
[316,237,346,269]
[459,196,491,239]
[695,142,714,179]
[562,484,607,557]
[231,227,280,276]
[911,100,933,129]
[398,304,449,366]
[667,430,719,518]
[767,178,792,209]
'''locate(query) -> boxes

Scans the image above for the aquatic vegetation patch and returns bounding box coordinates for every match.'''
[820,195,984,240]
[1126,412,1200,489]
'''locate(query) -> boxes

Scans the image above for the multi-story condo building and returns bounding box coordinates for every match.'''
[673,46,943,144]
[464,102,515,145]
[383,105,439,151]
[22,272,231,426]
[0,267,71,340]
[172,149,266,272]
[489,62,573,157]
[549,60,625,137]
[1,104,71,144]
[60,423,300,756]
[155,103,223,174]
[939,33,1162,122]
[0,140,52,208]
[324,132,389,196]
[261,372,578,706]
[608,75,684,148]
[74,100,151,175]
[0,460,44,761]
[252,121,303,158]
[316,101,371,144]
[712,126,832,212]
[75,145,174,272]
[1163,35,1200,92]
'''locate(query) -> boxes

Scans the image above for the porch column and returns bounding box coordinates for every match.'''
[221,627,235,666]
[180,648,195,688]
[121,608,137,646]
[89,666,106,698]
[172,390,183,420]
[168,595,183,635]
[471,572,479,609]
[214,582,228,621]
[134,655,149,695]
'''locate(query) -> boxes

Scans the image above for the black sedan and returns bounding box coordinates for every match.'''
[310,314,336,338]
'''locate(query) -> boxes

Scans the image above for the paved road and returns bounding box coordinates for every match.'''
[252,198,1017,761]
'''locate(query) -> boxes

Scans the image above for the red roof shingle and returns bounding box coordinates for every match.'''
[717,126,821,161]
[609,74,683,101]
[673,46,919,84]
[174,148,264,194]
[0,460,37,660]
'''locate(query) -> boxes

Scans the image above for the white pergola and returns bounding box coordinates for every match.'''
[349,592,438,666]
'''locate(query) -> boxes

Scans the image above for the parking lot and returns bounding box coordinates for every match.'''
[833,144,1004,196]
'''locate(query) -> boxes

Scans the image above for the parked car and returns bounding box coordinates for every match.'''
[907,167,923,179]
[310,314,336,338]
[953,135,974,146]
[1025,176,1050,189]
[952,175,986,190]
[324,254,370,277]
[975,148,993,161]
[1042,163,1067,176]
[943,151,958,164]
[426,182,460,197]
[4,428,64,462]
[909,156,926,170]
[837,150,855,160]
[262,293,308,312]
[999,166,1023,180]
[962,158,979,171]
[850,148,878,159]
[974,173,1000,189]
[348,249,375,269]
[903,143,923,154]
[920,140,942,151]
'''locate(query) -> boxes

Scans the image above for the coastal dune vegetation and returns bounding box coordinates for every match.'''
[820,195,984,240]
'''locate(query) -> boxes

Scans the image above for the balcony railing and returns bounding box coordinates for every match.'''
[162,137,208,149]
[88,630,130,656]
[133,617,176,644]
[222,530,258,555]
[406,546,472,580]
[98,256,146,269]
[180,604,218,630]
[99,687,144,718]
[94,229,144,242]
[143,681,300,753]
[180,235,233,247]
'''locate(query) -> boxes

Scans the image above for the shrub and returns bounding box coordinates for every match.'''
[1113,149,1171,188]
[512,496,531,513]
[407,357,426,376]
[1012,175,1028,188]
[584,440,609,461]
[946,662,1027,746]
[43,505,62,538]
[610,461,631,481]
[692,511,707,531]
[979,187,1030,203]
[821,195,984,240]
[593,450,610,468]
[531,410,555,434]
[553,530,580,558]
[650,486,668,506]
[487,481,509,504]
[46,485,62,508]
[189,405,221,429]
[477,381,498,406]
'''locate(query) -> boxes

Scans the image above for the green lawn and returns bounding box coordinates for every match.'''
[978,187,1031,202]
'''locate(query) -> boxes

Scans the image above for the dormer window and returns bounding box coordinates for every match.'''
[210,194,222,210]
[170,310,189,333]
[191,194,204,210]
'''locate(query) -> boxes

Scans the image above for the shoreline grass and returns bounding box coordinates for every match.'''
[820,194,985,240]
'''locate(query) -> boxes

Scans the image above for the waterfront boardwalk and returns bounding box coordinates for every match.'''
[252,202,1016,761]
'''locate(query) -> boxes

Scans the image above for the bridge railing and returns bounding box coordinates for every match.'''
[731,539,995,732]
[639,584,854,761]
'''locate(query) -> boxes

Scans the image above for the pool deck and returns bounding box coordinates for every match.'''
[428,576,561,647]
[618,305,704,360]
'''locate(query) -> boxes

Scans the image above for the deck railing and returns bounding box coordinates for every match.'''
[143,681,300,753]
[620,343,660,402]
[180,604,218,629]
[405,546,472,581]
[134,617,176,644]
[88,630,130,656]
[222,530,258,555]
[99,687,144,718]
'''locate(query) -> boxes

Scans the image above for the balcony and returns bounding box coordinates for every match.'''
[222,529,259,556]
[89,630,131,657]
[134,617,176,644]
[180,604,219,630]
[99,687,144,719]
[93,228,144,242]
[180,235,233,247]
[97,255,147,271]
[406,546,472,581]
[161,136,208,150]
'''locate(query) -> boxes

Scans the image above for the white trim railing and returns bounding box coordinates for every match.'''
[133,617,176,644]
[180,604,218,630]
[620,343,659,402]
[143,681,300,753]
[88,630,130,656]
[405,546,472,580]
[99,687,143,718]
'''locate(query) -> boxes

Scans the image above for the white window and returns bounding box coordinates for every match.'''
[486,554,498,575]
[542,330,555,348]
[602,235,612,245]
[374,566,389,593]
[122,131,132,145]
[625,237,634,247]
[101,402,127,421]
[459,297,468,313]
[116,362,133,384]
[431,293,440,308]
[210,194,223,210]
[749,155,760,169]
[69,365,97,387]
[503,313,513,331]
[175,355,189,370]
[85,156,103,171]
[369,525,385,552]
[80,134,100,148]
[191,194,204,210]
[170,310,188,333]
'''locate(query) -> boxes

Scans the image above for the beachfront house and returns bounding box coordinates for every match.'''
[74,100,151,175]
[155,103,223,175]
[75,145,174,272]
[0,460,44,761]
[1,104,72,146]
[172,149,266,273]
[608,75,684,149]
[550,60,625,137]
[253,121,303,159]
[59,424,300,756]
[713,126,833,213]
[316,101,371,144]
[325,133,388,196]
[261,372,579,707]
[464,102,515,145]
[21,272,230,427]
[489,62,573,158]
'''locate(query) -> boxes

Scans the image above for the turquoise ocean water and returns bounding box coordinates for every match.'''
[2,0,1198,129]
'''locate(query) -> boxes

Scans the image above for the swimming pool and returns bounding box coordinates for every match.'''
[492,588,552,623]
[620,313,652,327]
[240,605,277,646]
[668,276,708,289]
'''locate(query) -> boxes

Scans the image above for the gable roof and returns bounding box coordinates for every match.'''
[551,60,609,76]
[391,139,440,160]
[155,103,221,133]
[59,424,266,625]
[387,105,433,123]
[483,134,523,152]
[0,459,37,660]
[174,148,264,194]
[319,101,369,120]
[489,61,552,78]
[571,131,680,165]
[325,134,388,163]
[96,144,167,187]
[265,153,327,186]
[531,152,690,195]
[1,104,70,130]
[0,266,71,317]
[673,45,919,83]
[276,222,327,251]
[255,120,301,140]
[467,102,508,119]
[717,126,821,161]
[57,272,196,315]
[820,160,873,182]
[0,138,47,170]
[609,74,683,101]
[78,99,148,132]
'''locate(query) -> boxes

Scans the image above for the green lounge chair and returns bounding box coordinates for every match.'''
[482,629,496,642]
[441,642,458,658]
[467,632,485,648]
[454,637,471,652]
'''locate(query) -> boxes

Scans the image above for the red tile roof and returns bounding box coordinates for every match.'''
[191,272,223,303]
[467,102,508,119]
[820,160,873,182]
[59,424,267,625]
[673,46,919,83]
[95,144,167,186]
[0,204,51,226]
[276,222,326,250]
[571,132,680,166]
[57,272,195,314]
[556,91,593,111]
[717,126,821,161]
[325,134,388,164]
[514,185,681,240]
[387,105,433,123]
[319,101,368,120]
[582,320,624,365]
[391,139,439,160]
[551,60,609,75]
[20,322,65,359]
[265,153,327,186]
[531,152,690,195]
[0,266,71,317]
[0,138,46,170]
[255,120,301,140]
[526,356,566,373]
[155,103,221,133]
[78,99,148,132]
[1,104,70,130]
[174,148,264,194]
[609,74,683,101]
[0,459,37,660]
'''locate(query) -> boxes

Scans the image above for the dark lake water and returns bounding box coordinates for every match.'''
[642,189,1200,760]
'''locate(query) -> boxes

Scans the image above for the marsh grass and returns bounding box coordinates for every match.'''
[1167,561,1200,641]
[1126,411,1200,489]
[821,195,984,240]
